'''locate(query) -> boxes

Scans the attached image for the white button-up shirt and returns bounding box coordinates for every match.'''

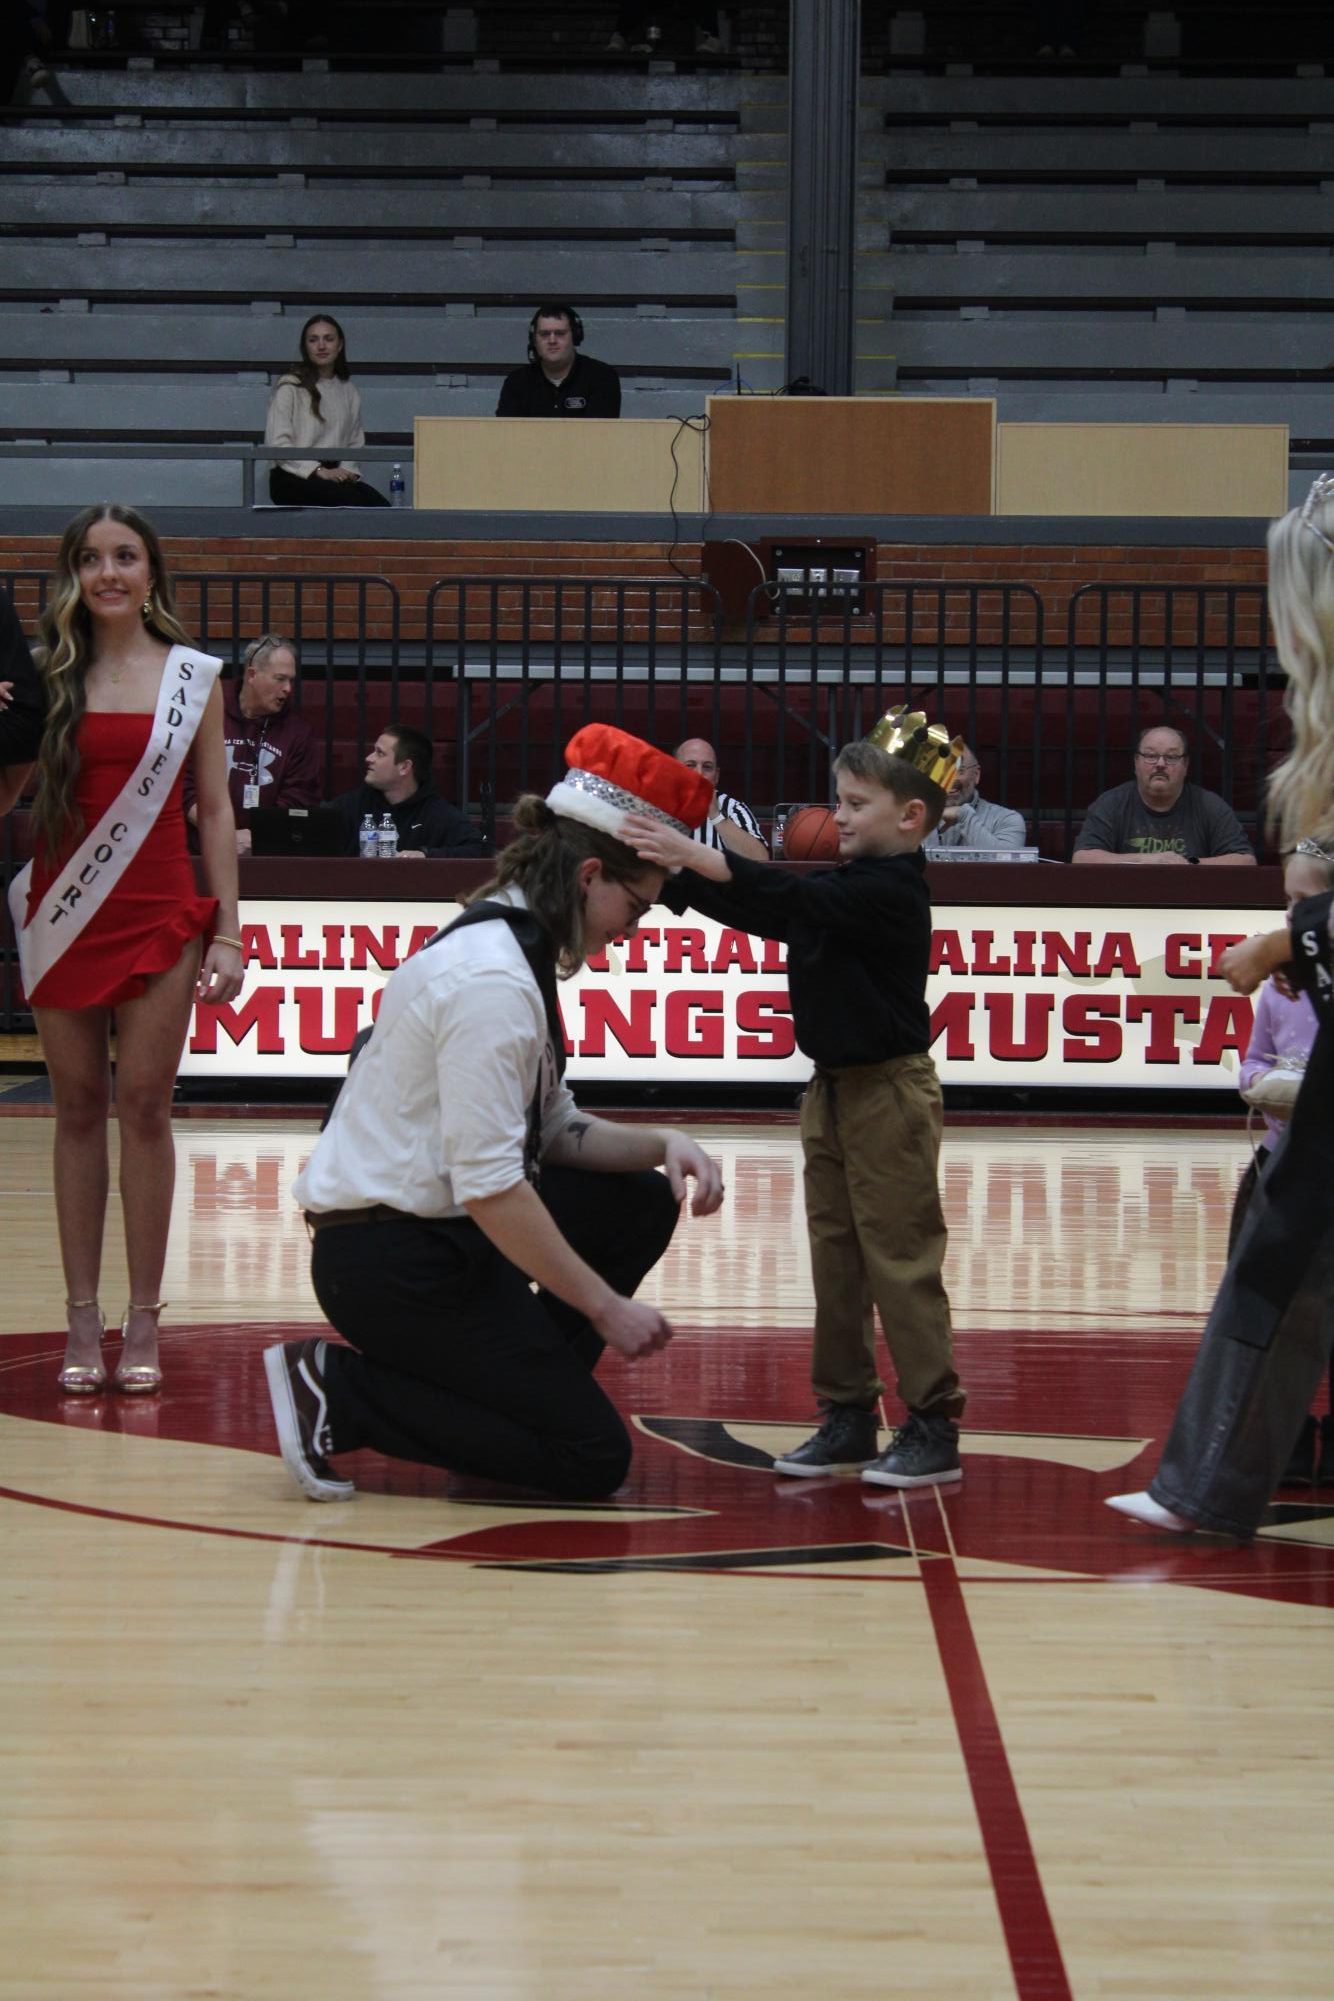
[294,889,578,1218]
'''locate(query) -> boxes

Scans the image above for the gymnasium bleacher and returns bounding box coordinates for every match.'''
[0,34,747,502]
[867,72,1334,435]
[6,6,1333,462]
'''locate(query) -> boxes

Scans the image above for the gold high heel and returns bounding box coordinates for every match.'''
[58,1297,107,1394]
[113,1300,164,1395]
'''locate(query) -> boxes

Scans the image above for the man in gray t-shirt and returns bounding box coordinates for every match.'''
[1072,723,1256,866]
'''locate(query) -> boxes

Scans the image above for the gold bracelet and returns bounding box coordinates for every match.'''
[213,933,244,950]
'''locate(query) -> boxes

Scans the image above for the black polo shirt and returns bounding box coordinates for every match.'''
[495,354,622,418]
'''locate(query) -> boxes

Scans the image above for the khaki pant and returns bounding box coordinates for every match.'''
[800,1053,963,1420]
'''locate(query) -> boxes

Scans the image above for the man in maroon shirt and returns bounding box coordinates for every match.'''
[186,633,323,853]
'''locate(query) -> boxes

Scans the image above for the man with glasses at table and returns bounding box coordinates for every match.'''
[923,742,1026,853]
[1072,723,1256,866]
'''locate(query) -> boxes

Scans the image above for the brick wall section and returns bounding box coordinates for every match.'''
[0,535,1272,649]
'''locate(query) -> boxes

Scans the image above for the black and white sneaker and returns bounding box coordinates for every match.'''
[263,1339,355,1502]
[861,1413,962,1489]
[773,1401,879,1478]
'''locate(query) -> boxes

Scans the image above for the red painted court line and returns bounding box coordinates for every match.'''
[920,1556,1074,2001]
[0,1481,472,1561]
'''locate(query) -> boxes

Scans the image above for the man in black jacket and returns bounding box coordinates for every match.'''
[0,583,44,816]
[496,304,621,419]
[335,725,486,857]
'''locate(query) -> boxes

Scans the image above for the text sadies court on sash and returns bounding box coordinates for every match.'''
[8,648,220,1005]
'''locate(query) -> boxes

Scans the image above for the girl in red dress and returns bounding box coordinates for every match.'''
[23,505,244,1393]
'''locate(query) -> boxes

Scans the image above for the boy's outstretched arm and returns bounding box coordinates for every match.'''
[622,813,733,882]
[627,809,921,943]
[622,810,802,937]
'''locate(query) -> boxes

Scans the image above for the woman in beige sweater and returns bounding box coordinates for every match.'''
[264,313,389,507]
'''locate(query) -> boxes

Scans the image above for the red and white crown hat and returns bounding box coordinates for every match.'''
[547,724,713,838]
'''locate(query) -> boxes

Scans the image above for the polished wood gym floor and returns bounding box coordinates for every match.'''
[2,1109,1331,1999]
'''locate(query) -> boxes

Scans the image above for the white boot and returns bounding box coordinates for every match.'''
[1105,1490,1196,1533]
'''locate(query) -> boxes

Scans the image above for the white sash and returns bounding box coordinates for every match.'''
[7,644,221,1000]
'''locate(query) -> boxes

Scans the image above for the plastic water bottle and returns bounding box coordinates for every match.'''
[377,813,398,860]
[389,463,406,508]
[359,812,378,860]
[771,807,789,858]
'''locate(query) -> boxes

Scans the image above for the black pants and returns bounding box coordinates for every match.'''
[1225,1142,1269,1258]
[1150,1021,1334,1536]
[314,1166,680,1499]
[268,467,389,508]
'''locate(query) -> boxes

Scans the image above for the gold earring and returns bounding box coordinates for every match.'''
[142,590,156,623]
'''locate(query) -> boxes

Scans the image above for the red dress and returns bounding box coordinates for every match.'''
[24,711,218,1011]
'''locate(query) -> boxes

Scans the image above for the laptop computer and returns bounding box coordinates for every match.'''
[249,806,348,857]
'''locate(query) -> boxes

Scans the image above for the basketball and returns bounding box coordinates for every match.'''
[782,805,842,861]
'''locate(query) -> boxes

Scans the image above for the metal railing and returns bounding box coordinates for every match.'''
[424,575,723,815]
[0,444,410,510]
[728,577,1279,848]
[1064,581,1275,822]
[1,566,403,779]
[740,579,1049,817]
[1,571,1283,1033]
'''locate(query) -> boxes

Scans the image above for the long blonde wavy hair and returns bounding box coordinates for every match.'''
[1265,483,1334,853]
[466,794,654,977]
[32,503,193,854]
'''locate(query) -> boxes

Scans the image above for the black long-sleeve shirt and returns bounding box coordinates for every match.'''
[662,849,933,1068]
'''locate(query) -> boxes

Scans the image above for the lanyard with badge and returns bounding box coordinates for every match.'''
[236,719,268,812]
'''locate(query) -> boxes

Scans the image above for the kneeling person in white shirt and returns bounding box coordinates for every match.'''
[263,725,725,1504]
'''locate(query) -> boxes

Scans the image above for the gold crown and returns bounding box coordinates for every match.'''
[866,706,964,792]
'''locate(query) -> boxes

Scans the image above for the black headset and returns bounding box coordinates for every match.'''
[528,303,584,363]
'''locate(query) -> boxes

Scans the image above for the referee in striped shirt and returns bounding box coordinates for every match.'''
[674,737,769,861]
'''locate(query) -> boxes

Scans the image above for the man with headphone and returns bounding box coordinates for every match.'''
[496,303,622,419]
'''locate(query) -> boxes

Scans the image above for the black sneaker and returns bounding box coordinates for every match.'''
[773,1401,879,1478]
[1317,1415,1334,1488]
[263,1338,355,1501]
[1278,1413,1318,1487]
[861,1412,962,1489]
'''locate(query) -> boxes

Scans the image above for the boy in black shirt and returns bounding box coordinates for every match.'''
[624,721,967,1488]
